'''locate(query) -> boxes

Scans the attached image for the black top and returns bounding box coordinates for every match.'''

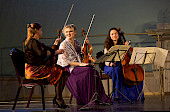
[25,38,55,66]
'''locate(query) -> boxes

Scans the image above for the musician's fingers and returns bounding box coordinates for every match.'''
[54,38,62,45]
[125,41,130,45]
[54,39,59,45]
[85,40,89,44]
[55,49,64,54]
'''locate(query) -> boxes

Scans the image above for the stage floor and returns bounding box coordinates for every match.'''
[0,94,170,112]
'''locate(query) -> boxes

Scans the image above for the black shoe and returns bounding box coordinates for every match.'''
[53,97,69,109]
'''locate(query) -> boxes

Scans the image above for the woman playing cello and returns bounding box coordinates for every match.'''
[104,27,144,101]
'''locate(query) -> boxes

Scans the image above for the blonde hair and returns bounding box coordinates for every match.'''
[62,24,77,36]
[25,23,41,46]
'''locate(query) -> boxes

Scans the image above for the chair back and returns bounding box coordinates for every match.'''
[10,48,25,84]
[96,50,105,71]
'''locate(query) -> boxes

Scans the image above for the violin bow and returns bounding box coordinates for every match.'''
[81,14,95,51]
[86,14,95,38]
[60,4,74,38]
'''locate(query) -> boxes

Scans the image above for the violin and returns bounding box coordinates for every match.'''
[52,29,61,50]
[119,28,144,85]
[81,28,96,63]
[81,14,96,64]
[51,29,61,65]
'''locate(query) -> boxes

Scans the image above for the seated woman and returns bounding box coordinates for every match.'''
[104,27,144,101]
[25,23,70,108]
[57,24,111,105]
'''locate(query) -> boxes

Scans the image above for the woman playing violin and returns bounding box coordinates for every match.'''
[104,27,144,101]
[25,23,70,108]
[57,24,112,105]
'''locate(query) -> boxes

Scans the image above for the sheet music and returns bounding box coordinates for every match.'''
[129,47,145,64]
[106,45,130,62]
[94,51,116,64]
[145,47,156,64]
[154,47,168,67]
[129,47,168,67]
[130,47,156,65]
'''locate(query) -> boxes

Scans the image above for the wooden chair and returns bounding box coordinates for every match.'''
[10,48,49,111]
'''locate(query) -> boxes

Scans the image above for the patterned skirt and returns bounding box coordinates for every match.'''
[25,63,69,85]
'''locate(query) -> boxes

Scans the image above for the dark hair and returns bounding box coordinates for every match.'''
[25,23,42,46]
[27,22,41,30]
[104,27,123,50]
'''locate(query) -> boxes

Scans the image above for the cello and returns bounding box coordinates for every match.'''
[119,28,144,86]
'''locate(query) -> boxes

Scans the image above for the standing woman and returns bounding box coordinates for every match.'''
[25,23,70,108]
[104,27,144,101]
[57,24,111,105]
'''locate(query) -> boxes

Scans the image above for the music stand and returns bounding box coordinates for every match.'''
[129,47,156,65]
[129,47,168,100]
[102,45,134,104]
[106,45,130,60]
[78,51,117,110]
[79,45,133,110]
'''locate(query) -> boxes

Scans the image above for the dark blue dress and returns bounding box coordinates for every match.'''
[104,61,144,101]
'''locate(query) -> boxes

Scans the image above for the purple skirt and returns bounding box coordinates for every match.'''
[65,66,112,105]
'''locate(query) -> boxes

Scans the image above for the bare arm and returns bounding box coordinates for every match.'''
[69,62,89,66]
